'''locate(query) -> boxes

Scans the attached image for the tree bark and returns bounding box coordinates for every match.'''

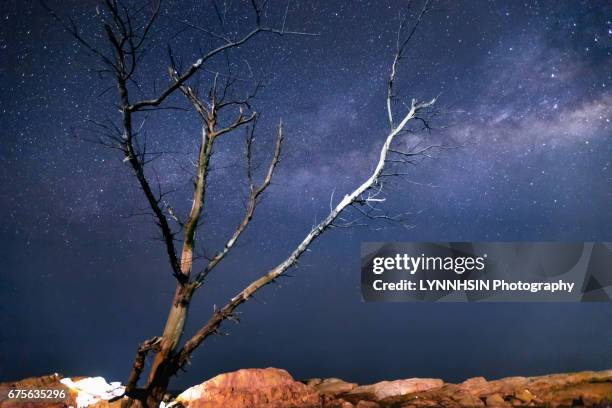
[121,283,195,407]
[138,126,213,407]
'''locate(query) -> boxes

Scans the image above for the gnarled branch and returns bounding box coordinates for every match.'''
[123,336,162,397]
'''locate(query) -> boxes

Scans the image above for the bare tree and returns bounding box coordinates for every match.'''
[44,0,440,406]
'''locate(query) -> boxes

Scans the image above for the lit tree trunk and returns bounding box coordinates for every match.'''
[143,123,214,406]
[141,284,192,406]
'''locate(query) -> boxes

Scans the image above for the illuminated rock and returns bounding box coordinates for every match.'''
[3,369,611,407]
[0,374,124,408]
[308,378,358,395]
[60,377,124,408]
[345,378,444,400]
[381,370,612,407]
[171,367,321,408]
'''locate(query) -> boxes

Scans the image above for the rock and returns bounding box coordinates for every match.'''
[0,374,76,408]
[355,401,380,408]
[508,397,523,406]
[60,377,124,407]
[345,378,443,401]
[0,374,124,408]
[513,389,534,403]
[172,367,321,408]
[383,383,485,408]
[480,377,529,397]
[381,370,612,408]
[533,380,612,407]
[485,393,509,407]
[3,368,612,408]
[460,377,488,395]
[313,378,358,396]
[320,396,354,408]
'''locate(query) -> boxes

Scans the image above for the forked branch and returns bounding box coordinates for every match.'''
[129,26,314,112]
[194,122,284,286]
[176,98,436,368]
[173,70,262,279]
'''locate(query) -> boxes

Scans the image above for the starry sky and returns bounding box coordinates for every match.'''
[1,0,611,389]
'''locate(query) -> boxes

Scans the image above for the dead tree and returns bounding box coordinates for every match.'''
[44,0,439,406]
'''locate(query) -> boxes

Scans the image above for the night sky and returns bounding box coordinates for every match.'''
[1,0,611,389]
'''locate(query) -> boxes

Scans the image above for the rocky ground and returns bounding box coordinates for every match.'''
[1,368,611,408]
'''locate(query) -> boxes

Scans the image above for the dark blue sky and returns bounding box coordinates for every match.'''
[1,0,611,389]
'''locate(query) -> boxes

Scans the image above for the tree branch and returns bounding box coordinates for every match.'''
[193,122,284,286]
[129,26,315,112]
[387,0,431,129]
[176,98,436,367]
[123,336,162,397]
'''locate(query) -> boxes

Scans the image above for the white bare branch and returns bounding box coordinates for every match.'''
[178,97,437,365]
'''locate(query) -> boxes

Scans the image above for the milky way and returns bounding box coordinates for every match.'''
[1,0,611,387]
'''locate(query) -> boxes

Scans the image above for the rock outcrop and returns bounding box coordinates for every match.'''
[0,374,123,408]
[0,374,77,408]
[344,378,444,401]
[170,367,321,408]
[2,368,611,407]
[380,370,612,408]
[172,368,612,408]
[307,378,358,396]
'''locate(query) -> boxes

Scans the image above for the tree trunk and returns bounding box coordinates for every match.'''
[125,129,210,408]
[125,283,194,407]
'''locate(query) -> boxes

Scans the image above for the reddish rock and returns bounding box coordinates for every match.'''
[355,401,380,408]
[0,374,77,408]
[385,383,486,408]
[484,393,509,408]
[3,368,611,408]
[459,377,488,395]
[312,378,358,395]
[173,367,321,408]
[345,378,443,401]
[382,370,612,408]
[0,375,126,408]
